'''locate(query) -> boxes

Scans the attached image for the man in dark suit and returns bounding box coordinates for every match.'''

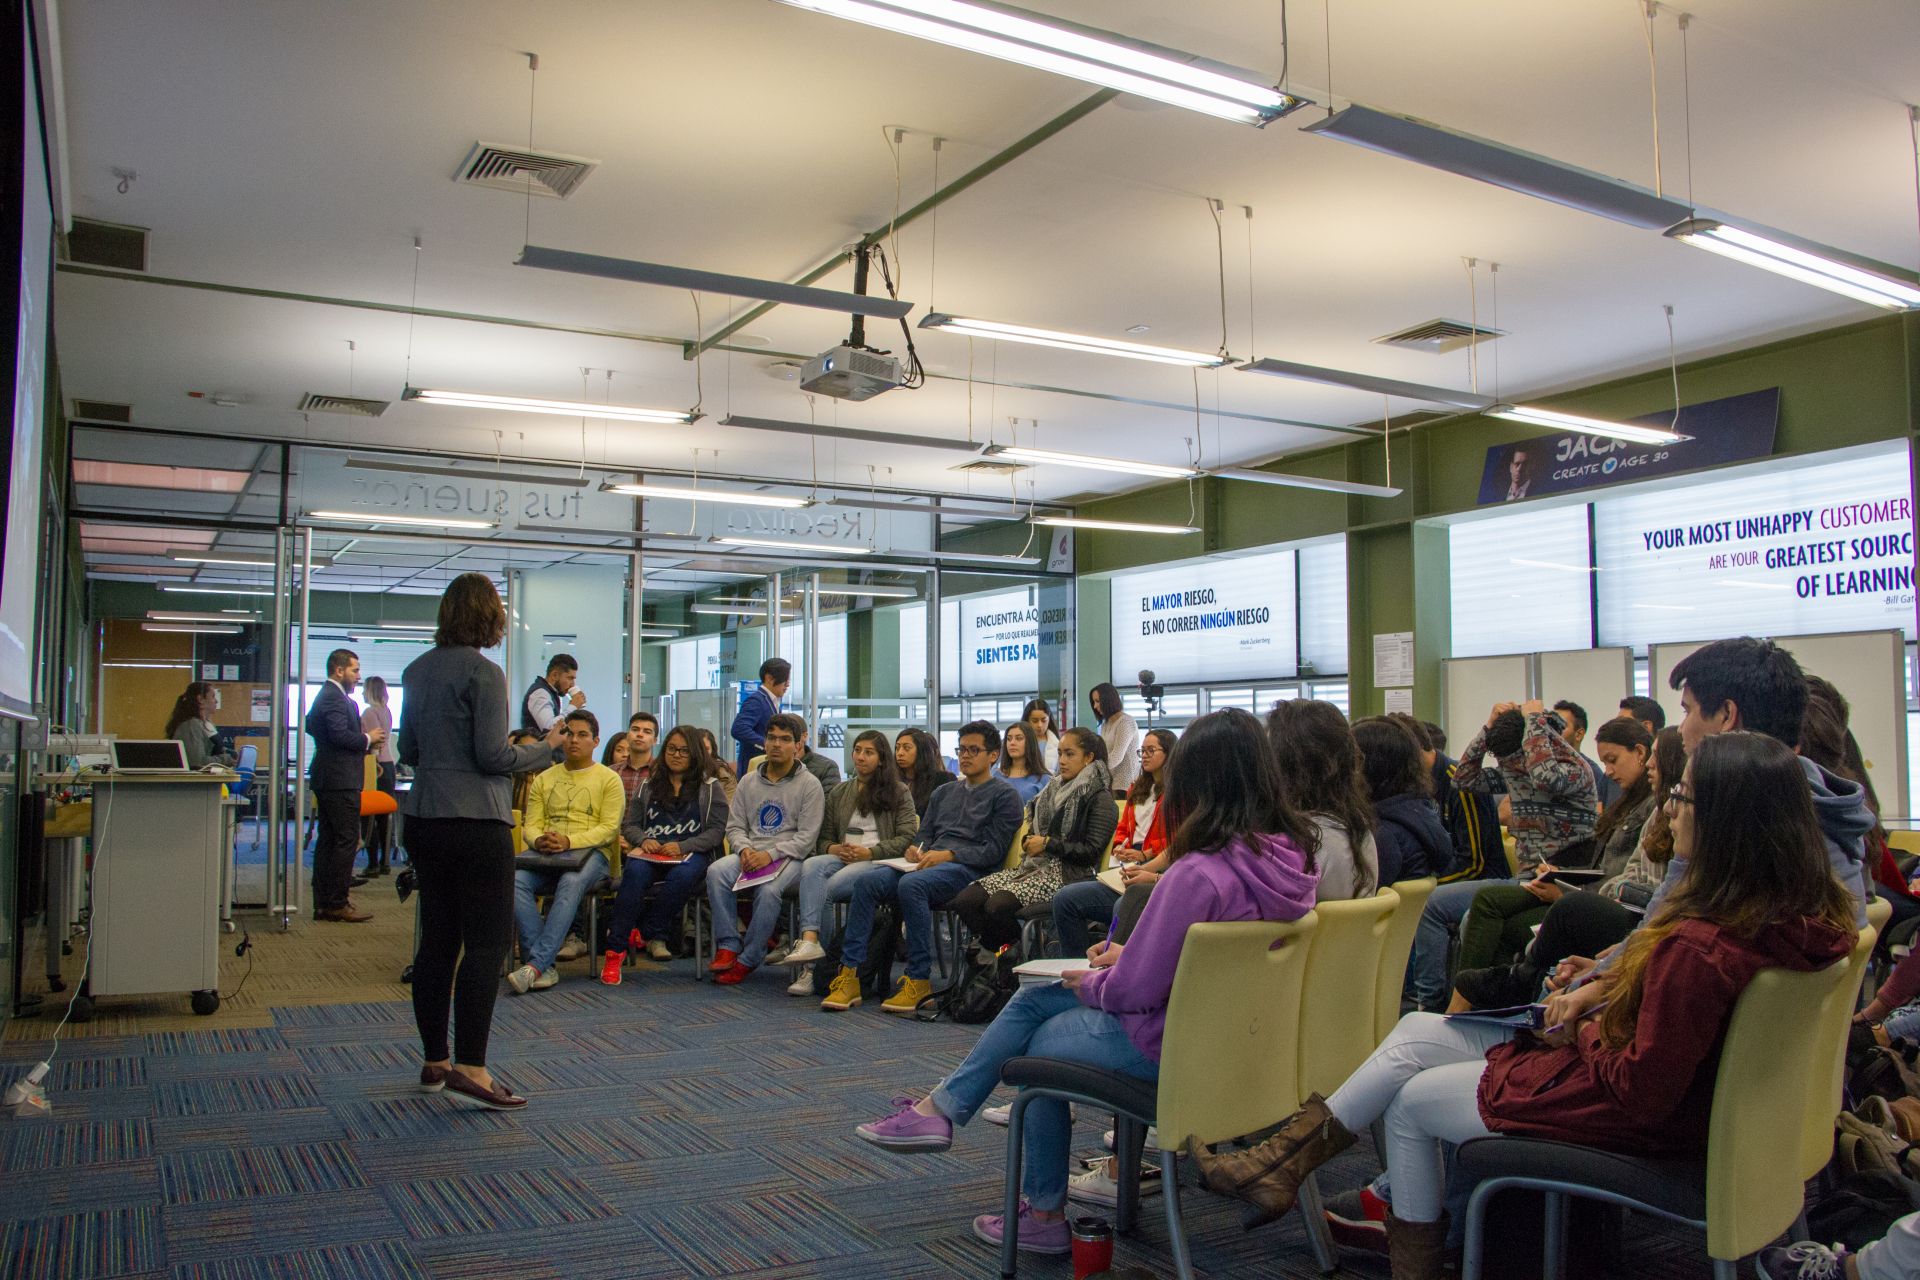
[307,648,383,922]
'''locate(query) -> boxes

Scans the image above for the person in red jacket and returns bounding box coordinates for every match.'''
[1186,730,1858,1279]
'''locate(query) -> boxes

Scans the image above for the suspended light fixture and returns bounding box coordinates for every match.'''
[690,604,800,619]
[808,582,919,599]
[712,535,874,556]
[307,510,498,530]
[1664,220,1920,311]
[168,552,275,568]
[141,622,241,635]
[161,585,274,597]
[771,0,1308,125]
[984,444,1199,479]
[1484,405,1684,445]
[1211,466,1403,499]
[600,481,812,509]
[1030,515,1200,535]
[919,313,1229,367]
[1236,358,1495,412]
[402,387,698,425]
[146,610,260,624]
[637,628,681,638]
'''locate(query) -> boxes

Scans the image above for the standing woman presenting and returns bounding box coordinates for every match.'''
[1090,683,1141,798]
[400,573,560,1110]
[360,675,397,877]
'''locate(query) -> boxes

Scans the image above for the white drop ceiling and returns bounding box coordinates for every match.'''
[50,0,1920,594]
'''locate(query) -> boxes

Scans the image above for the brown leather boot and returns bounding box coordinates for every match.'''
[1385,1212,1449,1280]
[1186,1093,1357,1228]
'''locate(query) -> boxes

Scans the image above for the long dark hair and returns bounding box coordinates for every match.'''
[165,681,216,736]
[1090,682,1124,723]
[999,721,1048,779]
[1639,727,1687,864]
[850,729,906,814]
[600,731,628,768]
[896,727,948,811]
[1353,716,1433,803]
[1022,698,1055,737]
[647,725,710,811]
[1125,728,1176,805]
[1600,732,1854,1049]
[1161,708,1317,867]
[1268,700,1373,894]
[1592,717,1654,846]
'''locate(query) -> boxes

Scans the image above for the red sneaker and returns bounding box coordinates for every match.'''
[628,929,645,951]
[713,961,753,985]
[708,948,739,973]
[1325,1185,1390,1255]
[599,952,624,986]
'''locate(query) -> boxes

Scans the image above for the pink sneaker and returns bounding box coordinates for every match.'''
[970,1199,1072,1255]
[854,1095,952,1152]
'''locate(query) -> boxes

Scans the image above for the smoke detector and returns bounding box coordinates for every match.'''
[764,361,804,382]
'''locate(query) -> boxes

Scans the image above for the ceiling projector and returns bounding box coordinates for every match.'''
[800,344,905,402]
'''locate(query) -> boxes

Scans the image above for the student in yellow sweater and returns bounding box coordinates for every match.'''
[507,709,625,993]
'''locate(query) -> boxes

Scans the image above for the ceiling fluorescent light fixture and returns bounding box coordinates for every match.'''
[690,604,799,619]
[1303,105,1693,230]
[516,244,913,319]
[104,660,194,670]
[1663,219,1920,311]
[1485,405,1684,445]
[146,611,259,623]
[348,633,434,643]
[987,445,1199,479]
[1236,358,1495,412]
[1030,515,1200,535]
[920,313,1228,367]
[345,456,592,489]
[600,481,812,509]
[807,582,919,598]
[307,510,498,530]
[637,628,680,638]
[403,387,696,425]
[773,0,1307,126]
[141,622,241,635]
[917,548,1042,565]
[160,585,274,597]
[168,552,274,567]
[713,535,873,556]
[1212,465,1403,499]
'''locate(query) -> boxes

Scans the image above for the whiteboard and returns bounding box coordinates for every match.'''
[1537,648,1633,742]
[1442,654,1533,759]
[1648,640,1710,732]
[1775,630,1908,820]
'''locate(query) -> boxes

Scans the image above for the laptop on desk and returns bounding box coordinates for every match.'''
[108,740,191,774]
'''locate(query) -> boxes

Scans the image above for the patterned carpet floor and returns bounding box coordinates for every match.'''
[2,882,1732,1278]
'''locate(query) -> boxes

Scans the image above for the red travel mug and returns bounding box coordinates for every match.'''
[1071,1216,1114,1278]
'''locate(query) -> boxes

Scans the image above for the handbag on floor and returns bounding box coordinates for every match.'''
[916,945,1016,1024]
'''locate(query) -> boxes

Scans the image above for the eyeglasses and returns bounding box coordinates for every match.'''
[1665,785,1695,808]
[955,744,991,756]
[662,743,690,756]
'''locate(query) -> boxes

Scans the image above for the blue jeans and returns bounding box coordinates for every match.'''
[931,983,1158,1211]
[796,854,892,939]
[842,862,978,980]
[513,851,609,973]
[1050,880,1119,958]
[705,854,803,968]
[1406,877,1523,1008]
[605,854,710,951]
[1885,1001,1920,1045]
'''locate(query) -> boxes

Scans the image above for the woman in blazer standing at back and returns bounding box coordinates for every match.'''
[400,573,560,1111]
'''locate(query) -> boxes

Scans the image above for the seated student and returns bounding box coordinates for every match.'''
[1552,699,1620,809]
[507,710,625,994]
[1353,717,1450,887]
[851,708,1321,1255]
[1449,717,1655,1003]
[1800,676,1914,935]
[693,727,737,804]
[508,728,541,815]
[1272,700,1380,899]
[895,727,957,819]
[1403,700,1598,1011]
[798,730,844,791]
[705,713,825,985]
[993,721,1050,807]
[784,730,920,997]
[822,721,1022,1014]
[599,726,729,981]
[951,727,1117,959]
[615,711,657,799]
[1049,729,1173,956]
[1417,722,1505,886]
[1190,731,1856,1276]
[1024,698,1062,773]
[601,731,629,771]
[1617,695,1665,736]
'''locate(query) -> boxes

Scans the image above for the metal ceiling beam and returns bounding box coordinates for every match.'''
[685,88,1120,359]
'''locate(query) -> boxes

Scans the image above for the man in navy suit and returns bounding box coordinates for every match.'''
[307,648,383,922]
[729,657,790,776]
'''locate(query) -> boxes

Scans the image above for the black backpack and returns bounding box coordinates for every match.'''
[812,902,901,999]
[917,946,1017,1024]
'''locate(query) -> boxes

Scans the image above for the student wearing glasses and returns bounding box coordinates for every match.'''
[600,726,729,980]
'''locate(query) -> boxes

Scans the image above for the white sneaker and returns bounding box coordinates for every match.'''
[1068,1156,1161,1207]
[787,970,817,997]
[1102,1125,1159,1152]
[985,1102,1077,1128]
[530,967,559,990]
[764,943,792,966]
[506,964,538,994]
[785,938,827,966]
[555,935,587,961]
[646,939,673,961]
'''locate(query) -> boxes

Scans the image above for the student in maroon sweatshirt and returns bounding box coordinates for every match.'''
[849,708,1322,1258]
[1189,731,1857,1279]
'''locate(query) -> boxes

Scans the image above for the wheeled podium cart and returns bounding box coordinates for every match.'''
[77,771,235,1018]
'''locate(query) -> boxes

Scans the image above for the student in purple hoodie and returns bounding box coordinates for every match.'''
[852,708,1322,1256]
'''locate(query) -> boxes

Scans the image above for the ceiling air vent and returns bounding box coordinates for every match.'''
[72,399,133,423]
[65,218,149,271]
[455,142,598,199]
[1373,318,1505,355]
[299,393,389,418]
[951,458,1028,477]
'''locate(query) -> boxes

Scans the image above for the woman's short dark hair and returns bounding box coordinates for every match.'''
[1268,700,1373,883]
[1090,683,1124,721]
[436,573,508,649]
[1353,716,1433,803]
[1161,708,1317,866]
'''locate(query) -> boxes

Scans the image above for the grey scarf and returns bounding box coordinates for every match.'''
[1029,757,1113,841]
